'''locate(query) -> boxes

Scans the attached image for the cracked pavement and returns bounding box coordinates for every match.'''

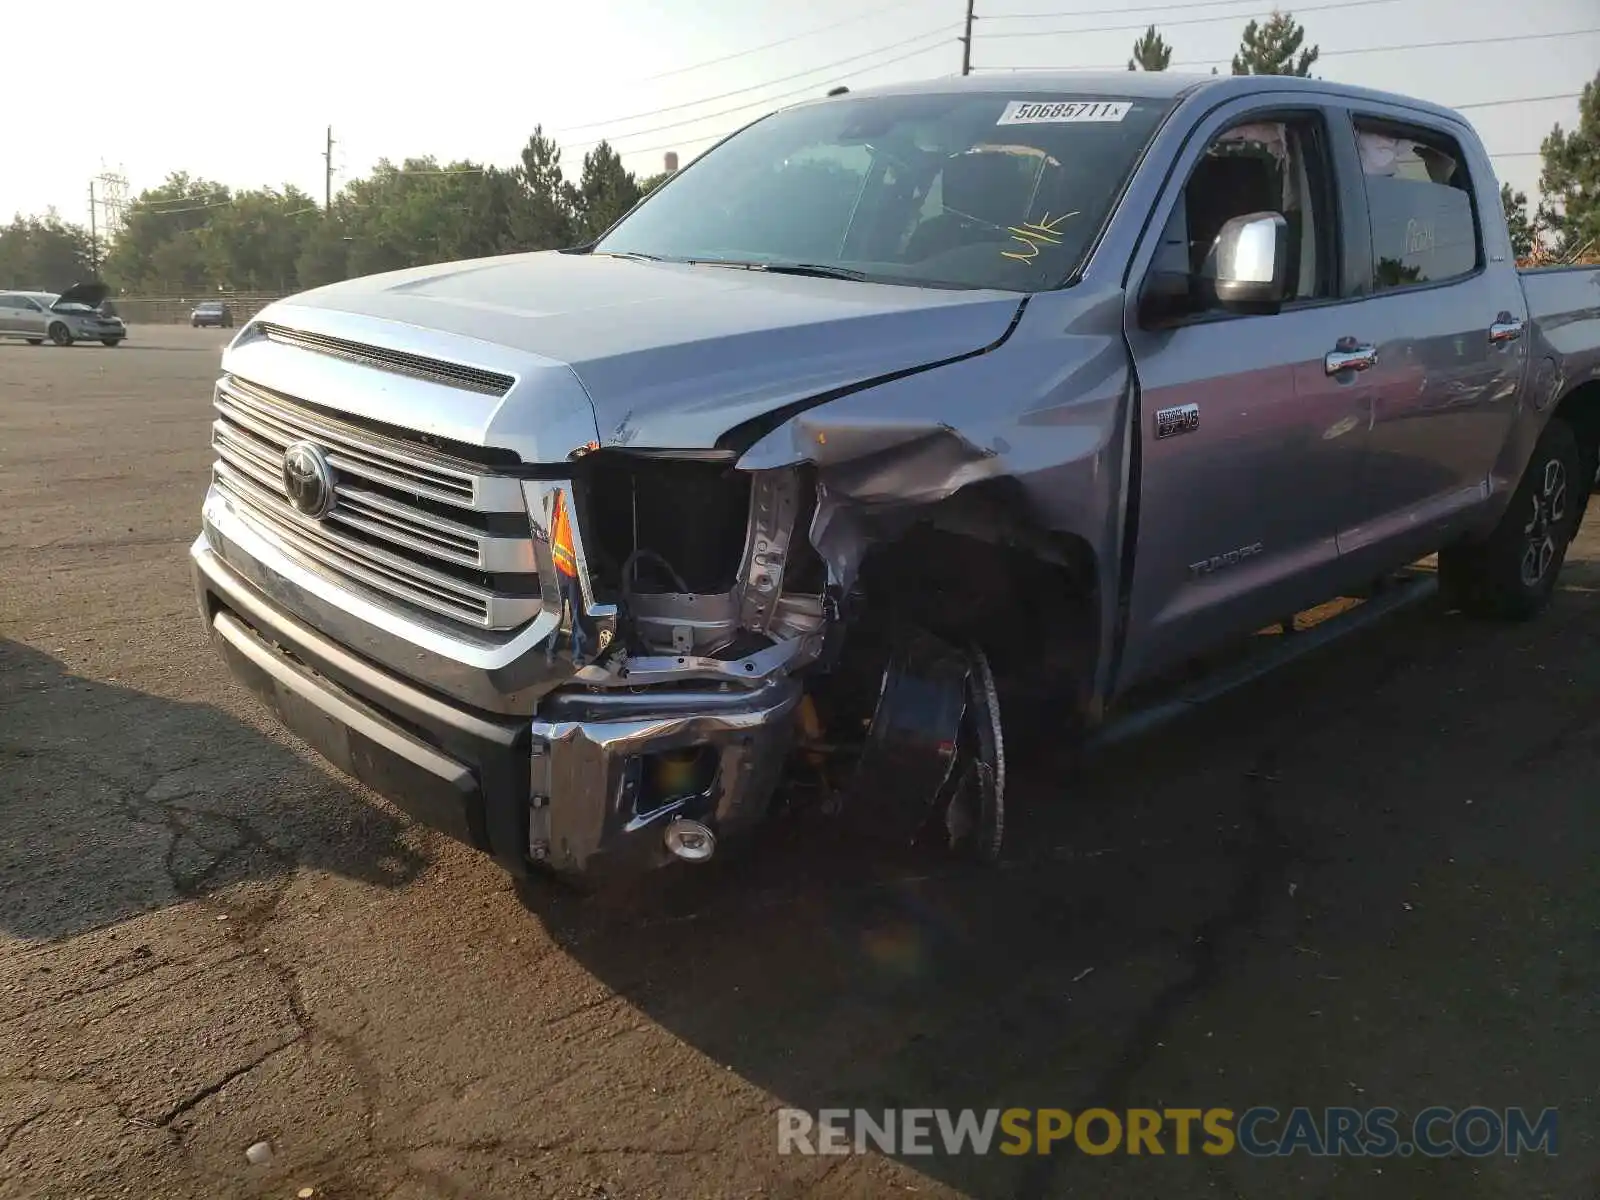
[2,326,1599,1198]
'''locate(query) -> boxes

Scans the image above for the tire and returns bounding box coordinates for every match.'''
[48,323,72,347]
[25,338,42,346]
[1439,416,1588,620]
[101,338,122,347]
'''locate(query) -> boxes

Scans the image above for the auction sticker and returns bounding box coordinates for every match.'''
[997,100,1132,125]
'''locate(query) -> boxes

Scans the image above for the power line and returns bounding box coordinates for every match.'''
[1453,91,1582,111]
[555,24,959,136]
[979,0,1402,39]
[564,35,959,151]
[984,27,1599,72]
[1296,27,1597,61]
[637,0,929,81]
[984,0,1354,19]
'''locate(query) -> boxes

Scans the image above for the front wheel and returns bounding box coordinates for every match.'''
[101,338,122,347]
[48,323,72,347]
[1440,416,1589,620]
[25,338,42,346]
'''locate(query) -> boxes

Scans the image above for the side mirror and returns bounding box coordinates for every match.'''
[1212,211,1290,311]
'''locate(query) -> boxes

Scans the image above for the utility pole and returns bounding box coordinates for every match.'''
[323,125,335,210]
[88,181,99,276]
[960,0,975,76]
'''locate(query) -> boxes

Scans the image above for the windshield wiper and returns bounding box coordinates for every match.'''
[594,250,672,262]
[755,262,872,281]
[685,259,871,281]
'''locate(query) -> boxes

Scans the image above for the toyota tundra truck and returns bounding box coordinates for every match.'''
[191,71,1600,884]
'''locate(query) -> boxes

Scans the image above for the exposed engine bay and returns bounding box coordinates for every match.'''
[564,450,1010,866]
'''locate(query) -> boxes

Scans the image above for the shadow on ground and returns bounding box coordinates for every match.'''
[0,639,427,942]
[526,565,1600,1199]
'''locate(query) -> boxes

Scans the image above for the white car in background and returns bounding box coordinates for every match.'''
[0,283,126,346]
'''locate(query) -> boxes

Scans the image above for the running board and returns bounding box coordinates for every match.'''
[1087,569,1439,751]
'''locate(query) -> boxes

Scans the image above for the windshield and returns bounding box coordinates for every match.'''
[595,91,1172,292]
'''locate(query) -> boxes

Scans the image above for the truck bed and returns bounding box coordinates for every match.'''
[1520,265,1600,377]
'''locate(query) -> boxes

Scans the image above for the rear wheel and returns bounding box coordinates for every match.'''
[25,338,42,346]
[48,323,72,347]
[1440,416,1588,620]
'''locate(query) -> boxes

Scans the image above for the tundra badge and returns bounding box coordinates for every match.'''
[1189,542,1264,577]
[1155,403,1200,440]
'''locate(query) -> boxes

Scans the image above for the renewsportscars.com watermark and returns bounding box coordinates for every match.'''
[778,1107,1559,1158]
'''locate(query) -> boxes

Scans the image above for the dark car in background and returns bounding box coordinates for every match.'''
[191,301,234,328]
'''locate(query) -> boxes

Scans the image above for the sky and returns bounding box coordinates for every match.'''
[4,0,1594,228]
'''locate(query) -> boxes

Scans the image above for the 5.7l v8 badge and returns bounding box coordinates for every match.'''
[1155,403,1200,440]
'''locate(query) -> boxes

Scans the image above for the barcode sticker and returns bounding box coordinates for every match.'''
[997,100,1132,125]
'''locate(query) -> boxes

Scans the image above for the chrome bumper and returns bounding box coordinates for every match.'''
[192,522,802,879]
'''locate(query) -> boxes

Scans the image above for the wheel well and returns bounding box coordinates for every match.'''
[848,481,1100,732]
[1553,380,1600,491]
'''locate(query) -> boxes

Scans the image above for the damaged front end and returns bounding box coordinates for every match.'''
[532,447,1009,880]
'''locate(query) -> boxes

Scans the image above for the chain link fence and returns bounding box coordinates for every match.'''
[110,292,288,325]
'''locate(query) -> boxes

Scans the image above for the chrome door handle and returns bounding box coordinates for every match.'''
[1489,312,1525,343]
[1325,342,1378,375]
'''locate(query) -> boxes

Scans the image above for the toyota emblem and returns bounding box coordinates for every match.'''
[282,440,335,519]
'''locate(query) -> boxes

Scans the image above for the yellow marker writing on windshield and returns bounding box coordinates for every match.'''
[1002,211,1079,263]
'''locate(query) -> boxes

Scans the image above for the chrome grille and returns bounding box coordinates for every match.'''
[211,376,540,630]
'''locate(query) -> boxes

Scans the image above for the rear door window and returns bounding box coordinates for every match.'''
[1353,119,1480,290]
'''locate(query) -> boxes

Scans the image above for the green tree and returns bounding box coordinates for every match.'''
[1127,25,1172,71]
[295,213,352,290]
[636,170,674,197]
[1537,69,1600,259]
[1231,11,1318,76]
[335,158,519,277]
[103,173,232,291]
[0,214,96,289]
[572,142,641,244]
[507,126,577,251]
[196,186,320,291]
[1501,182,1538,258]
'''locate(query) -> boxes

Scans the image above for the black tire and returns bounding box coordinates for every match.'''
[48,323,72,347]
[25,338,42,346]
[101,338,122,347]
[1439,417,1588,620]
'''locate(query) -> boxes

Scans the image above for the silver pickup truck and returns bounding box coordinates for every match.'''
[192,71,1600,884]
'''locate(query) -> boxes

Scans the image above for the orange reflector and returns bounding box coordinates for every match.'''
[551,490,578,579]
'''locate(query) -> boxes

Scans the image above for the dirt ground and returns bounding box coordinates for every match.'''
[2,325,1598,1200]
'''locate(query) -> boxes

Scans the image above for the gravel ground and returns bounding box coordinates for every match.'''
[2,325,1598,1199]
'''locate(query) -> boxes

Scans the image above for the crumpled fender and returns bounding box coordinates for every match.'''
[733,286,1134,593]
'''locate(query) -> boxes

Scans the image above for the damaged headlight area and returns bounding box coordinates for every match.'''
[574,450,831,662]
[531,450,1009,879]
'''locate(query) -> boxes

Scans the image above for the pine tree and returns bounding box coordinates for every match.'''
[1536,70,1600,259]
[1127,25,1172,71]
[1501,183,1538,259]
[1231,11,1319,77]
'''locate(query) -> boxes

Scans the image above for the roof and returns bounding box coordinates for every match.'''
[796,70,1465,125]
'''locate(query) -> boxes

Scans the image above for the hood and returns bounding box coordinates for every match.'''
[52,281,109,310]
[281,250,1026,451]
